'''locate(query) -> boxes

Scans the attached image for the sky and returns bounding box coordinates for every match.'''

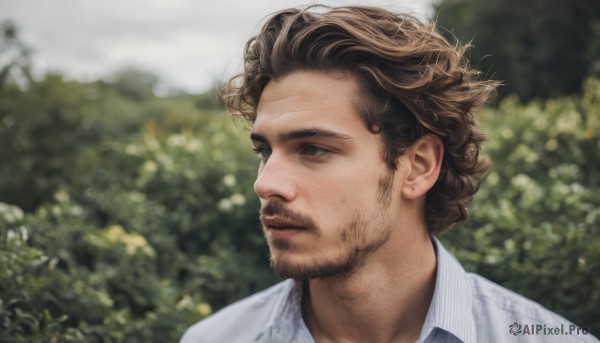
[1,0,434,94]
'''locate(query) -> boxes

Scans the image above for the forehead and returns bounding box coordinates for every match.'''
[254,71,364,133]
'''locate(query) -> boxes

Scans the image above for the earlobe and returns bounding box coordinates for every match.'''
[401,134,444,200]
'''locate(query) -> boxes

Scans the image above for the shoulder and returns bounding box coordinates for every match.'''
[179,280,292,343]
[465,273,598,342]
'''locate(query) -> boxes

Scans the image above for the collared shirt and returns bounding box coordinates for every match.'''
[180,237,598,343]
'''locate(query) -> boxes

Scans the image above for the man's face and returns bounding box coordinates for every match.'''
[251,70,403,280]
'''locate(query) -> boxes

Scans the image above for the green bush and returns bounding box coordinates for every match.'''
[0,111,280,341]
[441,78,600,334]
[1,75,598,340]
[0,70,221,211]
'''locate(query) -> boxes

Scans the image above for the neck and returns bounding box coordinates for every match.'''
[302,228,437,343]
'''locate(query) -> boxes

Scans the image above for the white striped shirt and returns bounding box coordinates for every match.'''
[180,237,598,343]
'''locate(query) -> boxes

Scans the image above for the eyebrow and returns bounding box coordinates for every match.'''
[250,128,354,144]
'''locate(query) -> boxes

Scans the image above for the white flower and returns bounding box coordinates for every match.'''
[143,160,158,174]
[230,194,246,206]
[218,198,233,212]
[167,134,186,148]
[223,174,236,187]
[185,139,202,153]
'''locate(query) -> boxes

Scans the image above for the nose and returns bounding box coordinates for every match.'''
[254,154,297,202]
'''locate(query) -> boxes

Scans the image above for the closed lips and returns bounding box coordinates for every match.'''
[262,218,304,229]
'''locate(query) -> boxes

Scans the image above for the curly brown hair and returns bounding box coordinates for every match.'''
[224,5,499,234]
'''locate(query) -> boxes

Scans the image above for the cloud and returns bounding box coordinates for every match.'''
[1,0,432,93]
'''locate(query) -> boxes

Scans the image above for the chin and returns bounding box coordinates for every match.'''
[270,252,361,280]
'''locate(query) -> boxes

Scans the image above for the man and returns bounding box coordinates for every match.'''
[181,6,598,343]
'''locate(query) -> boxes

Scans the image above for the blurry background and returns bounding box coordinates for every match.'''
[1,0,599,342]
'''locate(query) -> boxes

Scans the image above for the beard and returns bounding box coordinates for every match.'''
[260,171,394,280]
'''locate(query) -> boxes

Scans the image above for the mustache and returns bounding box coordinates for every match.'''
[260,202,318,231]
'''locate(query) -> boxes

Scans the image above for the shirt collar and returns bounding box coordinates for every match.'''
[418,236,476,343]
[256,236,476,343]
[256,278,305,342]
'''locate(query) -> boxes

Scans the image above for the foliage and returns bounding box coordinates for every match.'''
[1,19,599,342]
[0,70,222,211]
[0,25,271,340]
[2,77,598,340]
[433,0,600,102]
[441,78,600,335]
[1,115,276,341]
[0,204,80,342]
[0,19,32,89]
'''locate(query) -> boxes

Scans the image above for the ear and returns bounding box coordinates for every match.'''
[401,134,444,200]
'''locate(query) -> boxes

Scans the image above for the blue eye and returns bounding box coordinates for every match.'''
[252,146,272,160]
[302,145,328,156]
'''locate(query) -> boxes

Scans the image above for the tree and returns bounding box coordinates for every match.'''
[433,0,600,101]
[0,20,32,90]
[110,68,159,102]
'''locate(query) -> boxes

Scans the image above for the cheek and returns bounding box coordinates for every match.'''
[304,175,370,221]
[297,155,387,219]
[307,174,354,200]
[311,162,380,197]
